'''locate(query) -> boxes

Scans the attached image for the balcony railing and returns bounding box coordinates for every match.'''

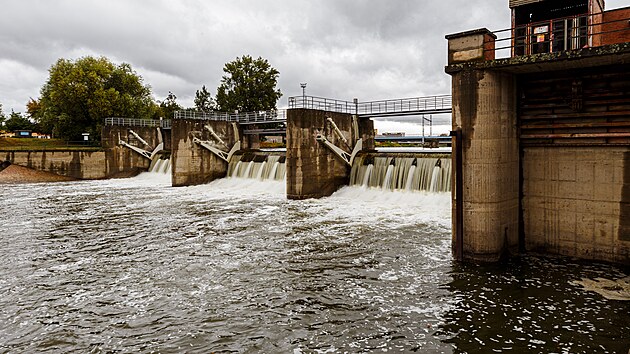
[486,10,630,59]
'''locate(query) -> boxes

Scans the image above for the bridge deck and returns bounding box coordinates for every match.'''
[289,95,452,118]
[112,94,454,135]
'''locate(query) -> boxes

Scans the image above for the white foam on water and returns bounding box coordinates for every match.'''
[203,176,286,198]
[320,186,452,229]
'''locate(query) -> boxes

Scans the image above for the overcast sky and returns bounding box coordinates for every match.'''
[1,0,627,133]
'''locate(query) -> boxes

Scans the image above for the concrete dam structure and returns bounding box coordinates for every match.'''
[6,0,628,268]
[446,0,630,264]
[168,107,450,198]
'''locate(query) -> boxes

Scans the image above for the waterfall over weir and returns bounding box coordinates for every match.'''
[228,155,286,181]
[350,155,451,192]
[148,157,172,174]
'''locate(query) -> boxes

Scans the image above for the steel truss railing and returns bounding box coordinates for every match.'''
[104,117,171,128]
[173,109,287,124]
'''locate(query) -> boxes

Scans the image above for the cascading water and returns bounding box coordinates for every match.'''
[228,155,286,181]
[350,155,451,192]
[148,157,172,174]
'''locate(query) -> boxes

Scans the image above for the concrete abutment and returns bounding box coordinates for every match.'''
[447,28,630,265]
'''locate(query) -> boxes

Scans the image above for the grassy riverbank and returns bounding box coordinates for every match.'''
[0,138,101,151]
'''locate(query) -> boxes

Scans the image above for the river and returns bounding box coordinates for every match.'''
[0,173,628,353]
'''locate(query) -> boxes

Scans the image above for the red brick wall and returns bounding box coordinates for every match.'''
[602,7,630,45]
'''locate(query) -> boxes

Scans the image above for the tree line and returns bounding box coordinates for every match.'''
[0,55,282,141]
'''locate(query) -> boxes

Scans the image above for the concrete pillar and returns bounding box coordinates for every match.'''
[446,28,496,64]
[171,119,242,187]
[286,109,374,199]
[448,67,519,262]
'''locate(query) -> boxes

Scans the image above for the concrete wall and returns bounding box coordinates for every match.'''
[286,109,374,199]
[171,119,242,187]
[523,147,630,264]
[451,69,520,262]
[3,150,108,179]
[2,125,167,180]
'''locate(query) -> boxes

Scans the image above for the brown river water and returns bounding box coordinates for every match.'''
[0,173,628,353]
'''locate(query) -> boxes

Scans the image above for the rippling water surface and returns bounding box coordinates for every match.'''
[0,173,628,353]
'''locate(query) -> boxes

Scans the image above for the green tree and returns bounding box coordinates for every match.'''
[158,91,182,119]
[215,55,282,112]
[5,111,34,131]
[194,85,215,112]
[34,56,155,140]
[0,103,6,130]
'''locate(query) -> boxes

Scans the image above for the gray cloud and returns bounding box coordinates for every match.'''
[1,0,519,114]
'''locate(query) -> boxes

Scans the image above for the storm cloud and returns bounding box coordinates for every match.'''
[1,0,627,116]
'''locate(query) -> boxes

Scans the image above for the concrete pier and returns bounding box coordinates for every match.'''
[102,125,167,178]
[446,33,520,261]
[170,119,244,187]
[286,109,374,199]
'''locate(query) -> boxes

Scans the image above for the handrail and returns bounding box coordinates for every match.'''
[288,96,358,114]
[173,109,287,123]
[485,10,630,59]
[104,117,171,128]
[357,95,452,115]
[288,95,452,115]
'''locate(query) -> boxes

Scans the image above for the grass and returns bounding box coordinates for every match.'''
[0,138,102,151]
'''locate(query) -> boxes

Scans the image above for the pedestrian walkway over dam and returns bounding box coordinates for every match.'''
[171,94,452,125]
[289,94,452,118]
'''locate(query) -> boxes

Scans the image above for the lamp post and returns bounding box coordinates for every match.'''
[300,83,307,98]
[300,83,307,108]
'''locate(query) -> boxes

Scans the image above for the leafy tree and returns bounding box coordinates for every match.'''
[194,85,215,112]
[215,55,282,112]
[158,91,182,119]
[5,111,34,131]
[33,56,154,140]
[0,103,5,129]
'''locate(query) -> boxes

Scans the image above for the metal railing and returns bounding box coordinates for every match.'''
[357,95,452,116]
[289,96,358,114]
[487,10,630,59]
[104,117,171,128]
[173,109,287,124]
[289,95,452,116]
